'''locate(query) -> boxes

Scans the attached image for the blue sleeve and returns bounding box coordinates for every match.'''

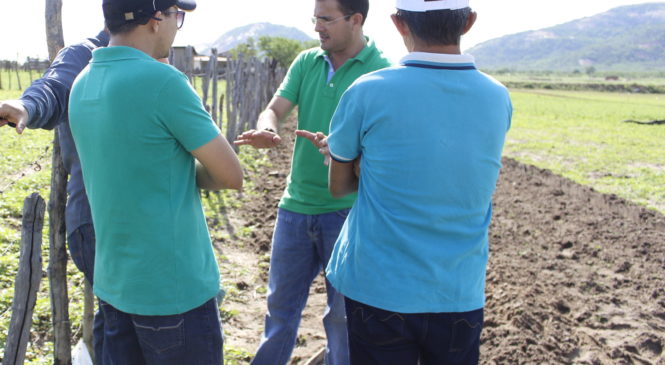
[328,86,363,163]
[158,72,221,152]
[20,44,93,130]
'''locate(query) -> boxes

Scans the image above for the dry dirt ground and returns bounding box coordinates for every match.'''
[214,116,665,365]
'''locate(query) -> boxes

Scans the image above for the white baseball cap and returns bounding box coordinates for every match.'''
[396,0,470,12]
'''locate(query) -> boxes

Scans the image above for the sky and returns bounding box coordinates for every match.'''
[2,0,663,63]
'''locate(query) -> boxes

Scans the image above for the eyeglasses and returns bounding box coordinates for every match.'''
[311,14,351,26]
[155,10,186,29]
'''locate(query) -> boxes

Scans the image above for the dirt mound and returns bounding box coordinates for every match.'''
[218,116,665,364]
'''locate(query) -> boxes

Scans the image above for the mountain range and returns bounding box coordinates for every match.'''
[467,3,665,72]
[196,22,313,55]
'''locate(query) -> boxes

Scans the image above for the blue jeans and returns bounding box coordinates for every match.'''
[99,297,223,365]
[251,208,350,365]
[68,224,104,363]
[344,297,483,365]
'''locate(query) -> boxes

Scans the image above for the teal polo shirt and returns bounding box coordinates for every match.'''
[69,46,221,315]
[326,52,512,313]
[276,38,391,215]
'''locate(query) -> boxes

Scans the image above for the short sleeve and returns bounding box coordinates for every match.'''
[328,86,363,163]
[275,51,306,104]
[157,72,220,152]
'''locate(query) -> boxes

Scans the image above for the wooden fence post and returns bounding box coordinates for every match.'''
[48,129,71,365]
[3,194,46,365]
[45,1,71,363]
[14,61,22,91]
[82,280,95,363]
[211,48,219,124]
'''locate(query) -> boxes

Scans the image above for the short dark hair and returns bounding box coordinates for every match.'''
[336,0,369,25]
[396,8,471,46]
[105,16,151,35]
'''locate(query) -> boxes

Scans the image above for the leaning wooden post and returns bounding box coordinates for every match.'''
[211,48,219,123]
[46,0,71,364]
[15,61,22,91]
[3,194,46,365]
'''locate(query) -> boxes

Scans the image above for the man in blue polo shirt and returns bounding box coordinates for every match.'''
[323,0,512,363]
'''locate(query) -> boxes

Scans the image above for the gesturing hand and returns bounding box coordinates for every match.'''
[233,129,282,149]
[295,130,331,166]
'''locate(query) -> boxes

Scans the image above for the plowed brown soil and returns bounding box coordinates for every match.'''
[216,116,665,365]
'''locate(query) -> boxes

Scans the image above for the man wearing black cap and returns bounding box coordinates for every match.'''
[69,0,243,363]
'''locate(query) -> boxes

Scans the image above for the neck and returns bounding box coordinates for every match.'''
[411,43,461,55]
[407,35,462,55]
[109,32,159,59]
[328,33,367,70]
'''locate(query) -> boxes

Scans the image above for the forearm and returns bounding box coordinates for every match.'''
[193,135,244,191]
[195,161,242,191]
[329,160,359,198]
[256,108,280,132]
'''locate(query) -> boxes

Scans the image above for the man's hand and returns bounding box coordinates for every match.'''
[295,130,331,166]
[233,129,282,149]
[0,100,29,134]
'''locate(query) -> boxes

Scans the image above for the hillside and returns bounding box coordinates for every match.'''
[198,22,314,55]
[468,3,665,72]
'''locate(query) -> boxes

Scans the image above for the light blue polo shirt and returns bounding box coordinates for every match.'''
[326,52,512,313]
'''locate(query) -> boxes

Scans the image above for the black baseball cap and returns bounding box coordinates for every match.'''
[103,0,196,25]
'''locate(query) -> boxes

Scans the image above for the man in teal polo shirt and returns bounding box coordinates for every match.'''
[69,0,243,363]
[323,0,512,363]
[233,0,390,364]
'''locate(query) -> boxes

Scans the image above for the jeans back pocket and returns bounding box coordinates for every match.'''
[132,315,185,354]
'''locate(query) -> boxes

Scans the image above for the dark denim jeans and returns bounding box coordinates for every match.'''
[252,208,350,365]
[344,297,483,365]
[99,297,223,364]
[67,224,104,363]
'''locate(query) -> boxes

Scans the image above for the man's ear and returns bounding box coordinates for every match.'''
[462,11,477,35]
[351,13,363,28]
[391,13,409,37]
[149,11,162,32]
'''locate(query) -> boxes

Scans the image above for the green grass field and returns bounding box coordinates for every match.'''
[506,89,665,213]
[1,72,664,362]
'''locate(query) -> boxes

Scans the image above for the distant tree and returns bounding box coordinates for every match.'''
[228,36,319,68]
[585,66,596,75]
[228,37,258,59]
[258,36,320,68]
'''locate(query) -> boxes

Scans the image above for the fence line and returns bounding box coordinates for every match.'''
[225,54,286,146]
